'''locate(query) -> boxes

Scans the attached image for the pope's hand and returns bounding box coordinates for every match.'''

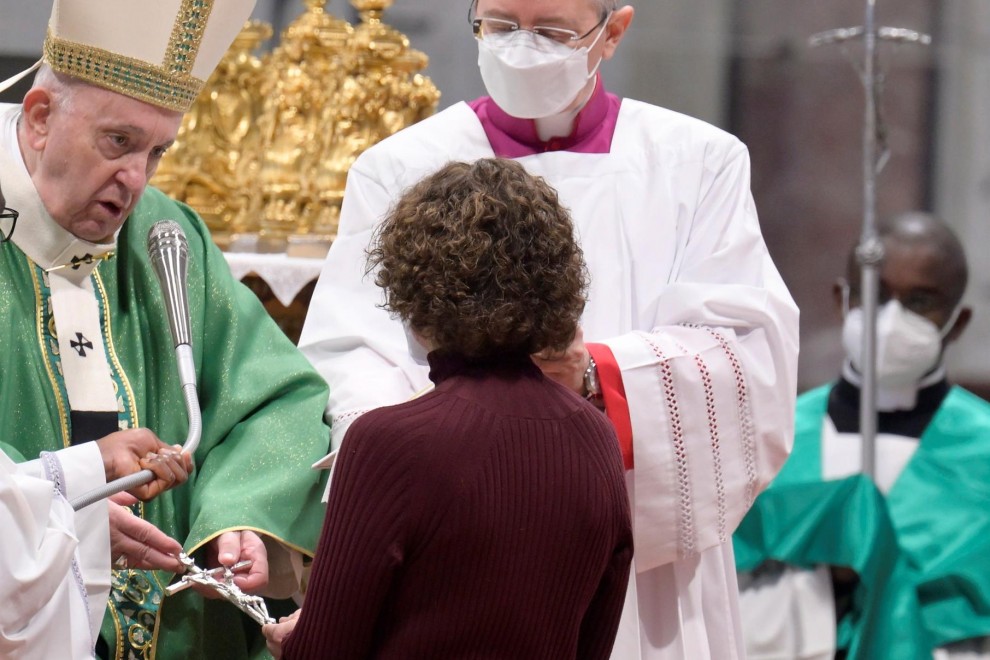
[95,428,193,501]
[531,326,591,395]
[262,608,301,659]
[203,530,270,594]
[108,492,184,572]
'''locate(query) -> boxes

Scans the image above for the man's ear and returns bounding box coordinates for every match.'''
[20,88,54,151]
[944,306,972,345]
[602,6,634,60]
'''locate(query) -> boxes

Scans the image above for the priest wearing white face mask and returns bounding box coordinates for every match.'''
[299,1,800,659]
[735,212,990,660]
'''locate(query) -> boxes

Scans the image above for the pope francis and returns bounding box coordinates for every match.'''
[0,0,332,658]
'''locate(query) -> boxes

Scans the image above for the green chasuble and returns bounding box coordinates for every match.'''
[734,384,990,657]
[0,187,332,659]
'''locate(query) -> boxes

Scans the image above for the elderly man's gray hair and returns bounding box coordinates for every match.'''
[596,0,621,14]
[31,64,81,112]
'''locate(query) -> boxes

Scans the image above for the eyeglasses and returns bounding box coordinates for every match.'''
[469,4,609,45]
[843,280,947,318]
[0,207,17,243]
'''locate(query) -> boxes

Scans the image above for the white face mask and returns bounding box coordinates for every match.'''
[404,323,431,367]
[841,297,959,390]
[477,17,609,119]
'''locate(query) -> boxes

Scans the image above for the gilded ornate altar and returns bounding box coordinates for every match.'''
[152,0,440,258]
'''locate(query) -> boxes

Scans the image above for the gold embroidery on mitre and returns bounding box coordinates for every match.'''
[44,33,203,112]
[41,0,222,112]
[164,0,214,77]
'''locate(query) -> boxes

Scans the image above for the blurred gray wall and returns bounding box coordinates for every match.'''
[935,1,990,386]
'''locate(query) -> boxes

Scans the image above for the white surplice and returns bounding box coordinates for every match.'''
[0,443,110,659]
[737,563,836,660]
[299,99,799,659]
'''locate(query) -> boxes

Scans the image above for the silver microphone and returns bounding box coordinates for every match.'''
[146,219,200,435]
[148,220,191,348]
[148,221,196,391]
[70,220,203,510]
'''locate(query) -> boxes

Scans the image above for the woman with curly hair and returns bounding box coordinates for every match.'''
[264,158,633,659]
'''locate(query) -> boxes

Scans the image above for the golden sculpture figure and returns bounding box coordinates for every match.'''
[255,0,353,254]
[286,0,440,256]
[152,20,272,249]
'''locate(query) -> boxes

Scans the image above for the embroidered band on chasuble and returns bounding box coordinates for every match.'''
[47,267,119,423]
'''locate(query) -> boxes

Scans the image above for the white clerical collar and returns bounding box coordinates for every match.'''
[535,105,583,143]
[0,104,117,280]
[3,107,28,179]
[534,77,598,142]
[821,415,919,494]
[841,358,946,412]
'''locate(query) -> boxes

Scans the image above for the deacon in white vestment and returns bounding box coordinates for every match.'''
[0,436,191,659]
[0,445,108,659]
[299,2,799,658]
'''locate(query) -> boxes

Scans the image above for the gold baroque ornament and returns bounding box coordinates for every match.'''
[256,0,354,254]
[151,0,441,257]
[153,20,273,245]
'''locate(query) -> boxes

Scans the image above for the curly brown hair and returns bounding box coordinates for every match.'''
[367,158,588,359]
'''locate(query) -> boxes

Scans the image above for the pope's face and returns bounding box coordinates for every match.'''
[27,84,182,243]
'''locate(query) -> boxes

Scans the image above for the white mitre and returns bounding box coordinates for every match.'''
[4,0,256,112]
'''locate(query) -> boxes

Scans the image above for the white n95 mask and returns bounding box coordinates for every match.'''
[477,21,608,119]
[841,298,957,389]
[404,322,431,367]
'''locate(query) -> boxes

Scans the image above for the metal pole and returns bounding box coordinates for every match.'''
[858,0,881,478]
[809,3,929,481]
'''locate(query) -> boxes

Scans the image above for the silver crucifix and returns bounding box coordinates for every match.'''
[809,1,931,479]
[165,552,275,626]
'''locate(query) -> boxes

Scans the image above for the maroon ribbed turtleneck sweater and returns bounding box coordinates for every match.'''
[282,350,633,659]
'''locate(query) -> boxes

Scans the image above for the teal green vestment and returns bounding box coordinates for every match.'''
[0,188,331,660]
[734,384,990,657]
